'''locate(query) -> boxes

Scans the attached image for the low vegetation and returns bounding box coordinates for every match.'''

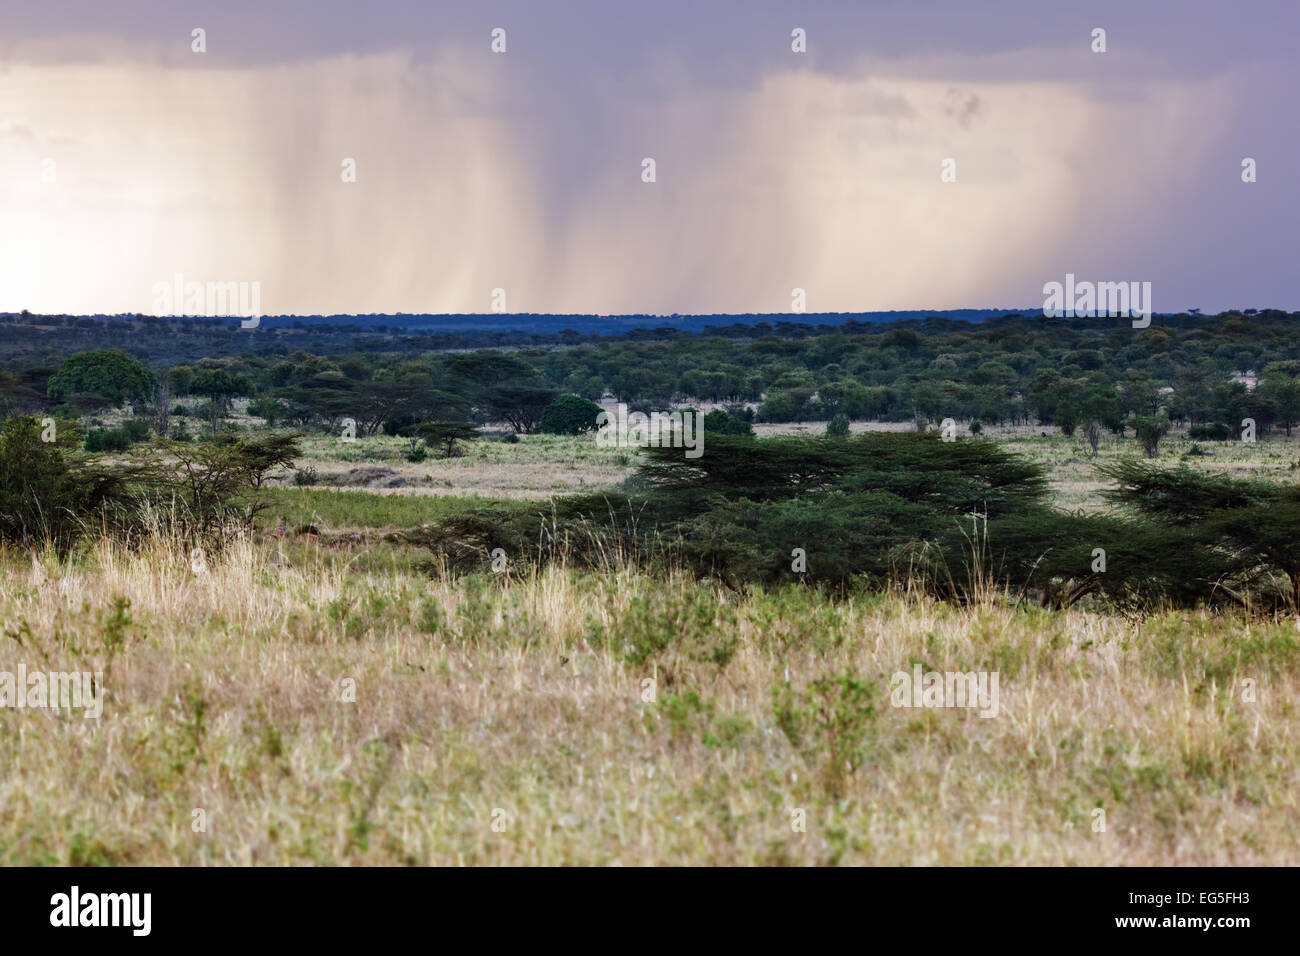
[1,536,1295,865]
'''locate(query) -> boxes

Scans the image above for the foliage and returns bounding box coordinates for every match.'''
[772,672,876,797]
[483,383,560,434]
[537,394,604,435]
[85,418,152,452]
[824,413,851,438]
[0,416,300,552]
[414,421,481,458]
[0,416,147,552]
[47,350,154,407]
[1134,415,1171,458]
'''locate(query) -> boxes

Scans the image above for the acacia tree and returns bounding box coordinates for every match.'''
[484,384,559,434]
[191,369,250,434]
[154,432,301,537]
[415,421,481,457]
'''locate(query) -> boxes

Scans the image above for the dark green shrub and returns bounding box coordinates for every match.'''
[704,409,756,436]
[537,394,604,435]
[1134,415,1171,457]
[85,428,132,453]
[824,413,851,438]
[0,416,142,552]
[1188,422,1232,441]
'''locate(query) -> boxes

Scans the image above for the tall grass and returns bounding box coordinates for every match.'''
[1,536,1296,865]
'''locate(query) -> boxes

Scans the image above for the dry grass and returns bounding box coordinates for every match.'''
[2,536,1297,865]
[289,432,636,500]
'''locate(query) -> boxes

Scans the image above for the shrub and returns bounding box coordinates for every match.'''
[537,394,604,435]
[85,418,152,453]
[1134,415,1171,457]
[704,409,756,436]
[824,413,851,438]
[0,416,143,553]
[1188,422,1233,441]
[85,428,132,453]
[772,672,876,797]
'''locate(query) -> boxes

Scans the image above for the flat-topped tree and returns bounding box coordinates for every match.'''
[413,420,481,458]
[483,383,559,434]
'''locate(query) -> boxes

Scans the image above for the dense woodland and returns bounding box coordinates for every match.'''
[3,309,1300,439]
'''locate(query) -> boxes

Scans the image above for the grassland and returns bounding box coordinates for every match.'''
[2,425,1298,865]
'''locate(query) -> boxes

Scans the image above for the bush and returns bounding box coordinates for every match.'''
[408,431,1296,608]
[704,409,756,436]
[773,672,877,797]
[85,428,133,453]
[537,394,604,435]
[0,416,142,553]
[825,413,851,438]
[1188,422,1233,440]
[246,397,285,426]
[2,419,302,553]
[1134,415,1171,457]
[85,419,151,452]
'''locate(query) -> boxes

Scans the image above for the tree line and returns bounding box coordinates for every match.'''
[5,310,1300,444]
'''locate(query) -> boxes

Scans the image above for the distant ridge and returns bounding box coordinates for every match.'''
[9,309,1040,337]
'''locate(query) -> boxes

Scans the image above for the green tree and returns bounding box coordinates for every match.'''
[47,350,155,406]
[1258,363,1300,436]
[191,369,251,434]
[415,421,481,457]
[484,384,559,434]
[0,416,142,553]
[537,395,604,435]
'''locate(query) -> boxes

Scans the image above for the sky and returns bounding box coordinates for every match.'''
[1,0,1296,316]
